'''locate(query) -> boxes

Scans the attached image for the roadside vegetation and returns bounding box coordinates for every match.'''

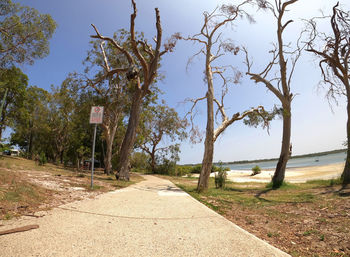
[165,175,350,257]
[0,155,143,220]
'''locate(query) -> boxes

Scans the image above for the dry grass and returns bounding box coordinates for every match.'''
[0,156,144,220]
[167,175,350,257]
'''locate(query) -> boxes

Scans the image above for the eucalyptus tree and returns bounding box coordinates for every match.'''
[77,38,132,175]
[49,83,77,164]
[10,86,51,159]
[245,0,305,188]
[0,67,27,140]
[0,0,56,67]
[306,3,350,184]
[181,2,270,192]
[137,103,187,172]
[90,0,177,180]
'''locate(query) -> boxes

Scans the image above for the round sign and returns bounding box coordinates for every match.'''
[94,107,100,112]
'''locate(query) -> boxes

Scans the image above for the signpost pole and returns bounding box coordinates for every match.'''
[91,124,97,189]
[89,106,104,189]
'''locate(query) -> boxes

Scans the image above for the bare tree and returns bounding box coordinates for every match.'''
[181,2,269,192]
[306,2,350,184]
[245,0,305,188]
[90,0,176,180]
[96,42,128,175]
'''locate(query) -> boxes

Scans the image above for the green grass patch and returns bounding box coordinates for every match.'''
[266,181,298,190]
[306,178,342,187]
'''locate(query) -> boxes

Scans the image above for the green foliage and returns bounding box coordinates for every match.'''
[137,102,187,172]
[214,163,227,189]
[0,0,57,67]
[191,164,202,174]
[154,158,177,175]
[38,152,47,166]
[251,165,261,176]
[174,165,193,177]
[130,152,150,170]
[0,67,28,140]
[243,105,282,129]
[188,164,230,174]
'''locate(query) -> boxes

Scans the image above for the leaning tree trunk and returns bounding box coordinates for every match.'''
[272,104,291,187]
[117,88,143,181]
[197,55,215,192]
[342,99,350,184]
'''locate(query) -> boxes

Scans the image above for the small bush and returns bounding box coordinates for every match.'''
[251,165,261,176]
[191,164,202,174]
[38,152,47,166]
[175,165,192,176]
[215,164,227,189]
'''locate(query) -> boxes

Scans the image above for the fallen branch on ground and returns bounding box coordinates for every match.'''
[0,224,39,236]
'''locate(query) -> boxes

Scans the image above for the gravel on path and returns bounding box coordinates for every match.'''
[0,175,289,257]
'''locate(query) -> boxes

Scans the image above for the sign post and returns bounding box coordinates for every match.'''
[89,106,104,189]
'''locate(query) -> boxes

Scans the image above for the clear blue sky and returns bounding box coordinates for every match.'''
[12,0,350,164]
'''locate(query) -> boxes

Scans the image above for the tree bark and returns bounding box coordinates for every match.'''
[342,99,350,184]
[197,46,215,193]
[272,104,291,187]
[117,88,143,181]
[150,151,156,172]
[104,125,117,175]
[197,96,214,192]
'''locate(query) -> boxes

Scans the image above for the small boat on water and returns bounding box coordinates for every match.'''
[315,159,319,162]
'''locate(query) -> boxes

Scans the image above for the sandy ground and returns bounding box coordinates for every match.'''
[191,162,345,183]
[0,175,289,257]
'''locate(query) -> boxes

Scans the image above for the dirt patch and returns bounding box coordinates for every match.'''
[171,175,350,257]
[220,187,350,257]
[0,156,142,220]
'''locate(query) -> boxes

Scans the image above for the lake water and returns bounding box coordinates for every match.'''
[224,151,347,170]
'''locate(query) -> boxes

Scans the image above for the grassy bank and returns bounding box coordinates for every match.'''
[0,156,143,220]
[167,176,350,257]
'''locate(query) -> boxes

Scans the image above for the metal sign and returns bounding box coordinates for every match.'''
[90,106,104,124]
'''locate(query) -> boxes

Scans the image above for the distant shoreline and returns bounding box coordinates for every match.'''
[181,149,347,167]
[220,149,346,165]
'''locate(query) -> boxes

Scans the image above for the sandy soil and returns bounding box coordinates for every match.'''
[0,175,289,257]
[192,162,345,183]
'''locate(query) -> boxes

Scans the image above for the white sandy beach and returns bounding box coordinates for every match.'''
[192,162,345,183]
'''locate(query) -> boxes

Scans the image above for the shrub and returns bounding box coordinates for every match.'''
[251,165,261,176]
[190,164,230,174]
[38,152,47,166]
[175,165,192,176]
[191,164,202,174]
[214,162,227,189]
[154,159,177,175]
[215,169,227,189]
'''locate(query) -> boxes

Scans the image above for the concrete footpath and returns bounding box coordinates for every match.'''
[0,175,289,257]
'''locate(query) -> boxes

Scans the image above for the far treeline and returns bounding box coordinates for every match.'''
[1,0,350,193]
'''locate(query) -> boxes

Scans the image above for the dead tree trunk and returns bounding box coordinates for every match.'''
[245,0,301,188]
[197,47,215,192]
[273,104,291,186]
[342,97,350,184]
[306,2,350,184]
[91,0,174,181]
[183,2,268,192]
